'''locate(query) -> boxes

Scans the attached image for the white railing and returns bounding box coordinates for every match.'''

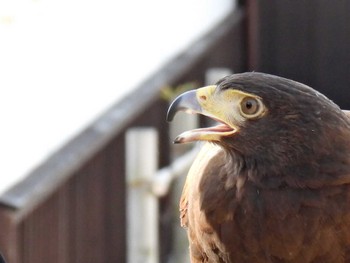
[126,127,199,263]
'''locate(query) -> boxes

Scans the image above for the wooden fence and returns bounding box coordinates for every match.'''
[0,6,246,263]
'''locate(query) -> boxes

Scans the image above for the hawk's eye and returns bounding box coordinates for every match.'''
[240,97,260,116]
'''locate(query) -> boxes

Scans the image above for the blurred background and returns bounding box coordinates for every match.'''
[1,0,350,262]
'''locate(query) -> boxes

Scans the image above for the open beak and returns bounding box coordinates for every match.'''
[166,85,238,143]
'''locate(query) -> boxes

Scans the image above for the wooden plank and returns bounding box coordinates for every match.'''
[71,153,108,263]
[103,136,127,263]
[21,188,71,263]
[245,0,260,70]
[0,207,20,263]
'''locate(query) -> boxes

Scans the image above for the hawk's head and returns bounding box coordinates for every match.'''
[167,72,350,187]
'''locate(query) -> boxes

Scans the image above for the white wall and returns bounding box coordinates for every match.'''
[0,0,235,193]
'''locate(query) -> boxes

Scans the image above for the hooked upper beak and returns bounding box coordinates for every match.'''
[166,89,202,122]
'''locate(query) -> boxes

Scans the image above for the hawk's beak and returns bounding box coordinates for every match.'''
[166,89,202,122]
[166,85,237,143]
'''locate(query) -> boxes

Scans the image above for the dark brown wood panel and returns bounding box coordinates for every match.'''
[248,0,350,108]
[0,207,20,263]
[21,190,68,263]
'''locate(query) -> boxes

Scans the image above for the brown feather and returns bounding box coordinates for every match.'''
[182,143,350,262]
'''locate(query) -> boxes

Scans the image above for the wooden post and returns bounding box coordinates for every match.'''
[126,128,159,263]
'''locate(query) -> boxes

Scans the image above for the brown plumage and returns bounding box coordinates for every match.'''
[167,72,350,263]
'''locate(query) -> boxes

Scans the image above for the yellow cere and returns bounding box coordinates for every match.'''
[196,87,266,127]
